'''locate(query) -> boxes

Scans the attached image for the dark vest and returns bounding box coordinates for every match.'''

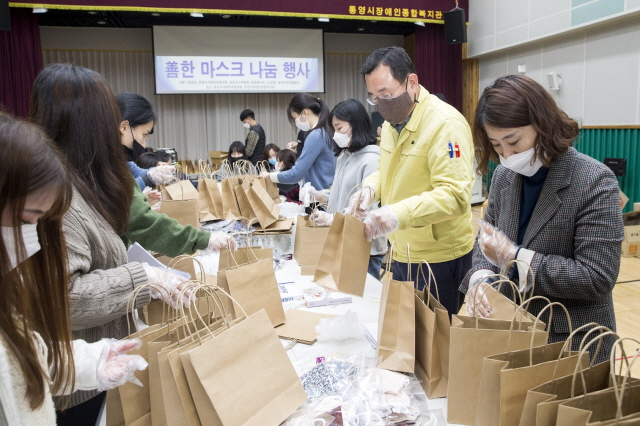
[248,123,266,164]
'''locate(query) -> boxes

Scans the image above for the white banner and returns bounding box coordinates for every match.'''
[155,56,320,94]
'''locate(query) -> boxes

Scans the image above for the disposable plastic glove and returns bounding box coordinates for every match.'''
[142,187,161,204]
[311,210,334,226]
[300,183,327,204]
[478,220,518,270]
[363,206,399,242]
[146,165,176,186]
[286,141,298,150]
[260,171,271,179]
[207,232,237,251]
[142,263,193,309]
[465,269,495,318]
[345,186,375,216]
[96,338,148,392]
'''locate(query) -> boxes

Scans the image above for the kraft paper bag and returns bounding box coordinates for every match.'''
[555,383,640,426]
[293,215,330,275]
[197,178,220,222]
[221,176,242,219]
[246,178,280,229]
[187,309,307,426]
[106,387,126,426]
[274,309,337,345]
[218,247,272,272]
[475,341,586,426]
[415,286,450,398]
[447,315,548,426]
[376,277,415,373]
[162,180,199,201]
[314,213,372,297]
[203,177,224,219]
[225,254,286,327]
[234,180,257,221]
[158,199,200,230]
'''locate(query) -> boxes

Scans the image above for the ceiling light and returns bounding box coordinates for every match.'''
[414,21,425,27]
[87,11,97,15]
[151,12,161,17]
[97,20,107,25]
[370,20,377,23]
[305,17,313,21]
[32,8,48,13]
[358,27,365,31]
[222,14,231,18]
[190,12,204,18]
[318,17,330,22]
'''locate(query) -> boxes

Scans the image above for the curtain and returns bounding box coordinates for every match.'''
[414,23,462,112]
[42,50,373,161]
[0,8,42,118]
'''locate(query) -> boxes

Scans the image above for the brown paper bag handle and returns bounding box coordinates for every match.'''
[185,283,249,341]
[500,258,536,300]
[342,184,367,215]
[474,278,523,320]
[576,324,614,366]
[175,281,228,345]
[610,337,640,420]
[126,283,174,337]
[417,260,440,303]
[568,329,619,398]
[166,255,206,281]
[226,233,260,268]
[525,301,572,366]
[310,203,335,228]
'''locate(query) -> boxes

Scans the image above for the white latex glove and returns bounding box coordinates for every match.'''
[466,269,495,318]
[287,141,298,150]
[300,183,327,204]
[207,232,237,251]
[260,171,271,179]
[151,201,161,211]
[96,338,148,392]
[363,206,399,242]
[311,210,334,226]
[345,186,375,216]
[142,263,192,309]
[147,165,176,186]
[142,187,161,203]
[478,220,518,270]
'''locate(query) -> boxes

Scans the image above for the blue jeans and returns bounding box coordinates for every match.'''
[368,254,385,281]
[392,251,472,319]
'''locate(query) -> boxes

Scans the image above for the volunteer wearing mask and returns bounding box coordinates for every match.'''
[461,75,622,360]
[261,93,335,191]
[240,109,266,165]
[262,143,281,171]
[116,92,175,191]
[0,113,147,426]
[301,99,387,280]
[347,47,475,317]
[225,141,247,167]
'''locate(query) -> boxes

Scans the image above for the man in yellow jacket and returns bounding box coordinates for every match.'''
[347,46,475,317]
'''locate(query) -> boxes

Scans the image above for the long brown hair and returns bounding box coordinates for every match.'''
[29,63,133,234]
[0,113,74,409]
[473,74,579,175]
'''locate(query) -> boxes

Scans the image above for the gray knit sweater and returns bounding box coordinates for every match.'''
[327,145,387,256]
[62,188,150,407]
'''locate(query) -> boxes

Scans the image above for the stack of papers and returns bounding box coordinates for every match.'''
[363,322,378,349]
[278,283,304,302]
[303,288,353,307]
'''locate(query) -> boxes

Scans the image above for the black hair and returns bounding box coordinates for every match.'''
[155,150,172,163]
[116,92,157,134]
[136,152,160,169]
[276,149,296,171]
[286,93,332,148]
[239,109,254,121]
[329,99,376,154]
[262,143,281,162]
[228,141,246,157]
[434,93,448,103]
[360,46,416,83]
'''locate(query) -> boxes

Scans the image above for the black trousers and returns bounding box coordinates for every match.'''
[56,392,105,426]
[392,251,472,320]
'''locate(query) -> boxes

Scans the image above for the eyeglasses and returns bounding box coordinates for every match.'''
[366,77,408,106]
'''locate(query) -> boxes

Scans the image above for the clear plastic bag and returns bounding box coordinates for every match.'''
[315,310,364,342]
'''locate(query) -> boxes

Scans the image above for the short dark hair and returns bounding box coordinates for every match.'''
[155,150,172,163]
[360,46,416,82]
[228,141,246,156]
[136,152,160,169]
[239,109,254,121]
[329,99,376,154]
[474,74,579,175]
[116,92,157,134]
[276,149,296,171]
[262,143,280,162]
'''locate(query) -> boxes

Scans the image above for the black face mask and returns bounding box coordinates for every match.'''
[130,128,146,161]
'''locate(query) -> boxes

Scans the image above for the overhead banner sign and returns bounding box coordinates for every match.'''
[9,1,468,23]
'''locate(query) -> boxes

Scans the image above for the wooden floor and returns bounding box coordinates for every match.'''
[469,205,640,376]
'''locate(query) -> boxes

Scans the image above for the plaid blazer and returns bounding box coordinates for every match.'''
[461,147,624,338]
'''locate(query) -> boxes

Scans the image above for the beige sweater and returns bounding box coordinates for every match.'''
[63,188,150,407]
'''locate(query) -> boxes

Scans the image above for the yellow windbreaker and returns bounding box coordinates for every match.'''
[363,85,475,263]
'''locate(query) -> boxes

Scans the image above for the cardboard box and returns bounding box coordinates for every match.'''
[622,241,638,257]
[621,211,640,257]
[209,150,228,170]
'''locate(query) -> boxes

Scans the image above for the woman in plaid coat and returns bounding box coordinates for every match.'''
[461,75,624,360]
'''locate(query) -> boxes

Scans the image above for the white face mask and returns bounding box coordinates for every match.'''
[275,163,282,172]
[295,116,311,132]
[2,224,41,271]
[333,129,351,148]
[242,122,250,129]
[499,148,543,177]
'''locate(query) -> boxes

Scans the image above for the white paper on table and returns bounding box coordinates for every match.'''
[126,242,190,279]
